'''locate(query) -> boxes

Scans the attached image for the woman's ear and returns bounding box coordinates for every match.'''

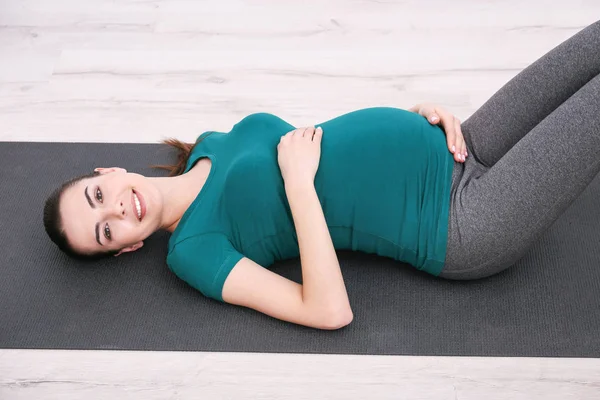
[94,167,128,174]
[113,241,144,257]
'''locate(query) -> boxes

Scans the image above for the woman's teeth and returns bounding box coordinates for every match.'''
[133,192,142,220]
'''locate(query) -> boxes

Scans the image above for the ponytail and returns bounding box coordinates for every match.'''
[151,137,202,177]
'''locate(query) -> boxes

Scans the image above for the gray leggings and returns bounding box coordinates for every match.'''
[440,20,600,279]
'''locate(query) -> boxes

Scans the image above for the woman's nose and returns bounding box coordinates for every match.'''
[97,200,126,220]
[114,200,126,219]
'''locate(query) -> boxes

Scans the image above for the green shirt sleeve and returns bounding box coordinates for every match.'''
[167,233,245,302]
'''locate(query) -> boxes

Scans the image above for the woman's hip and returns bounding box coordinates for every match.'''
[440,156,529,280]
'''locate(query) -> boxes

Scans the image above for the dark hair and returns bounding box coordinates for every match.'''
[43,138,201,260]
[150,138,199,177]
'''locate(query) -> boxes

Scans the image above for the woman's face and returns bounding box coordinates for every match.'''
[60,167,163,256]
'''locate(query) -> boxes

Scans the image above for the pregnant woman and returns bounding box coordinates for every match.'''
[44,21,600,330]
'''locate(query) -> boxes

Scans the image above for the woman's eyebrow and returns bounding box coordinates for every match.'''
[84,186,96,209]
[84,186,102,245]
[95,222,102,246]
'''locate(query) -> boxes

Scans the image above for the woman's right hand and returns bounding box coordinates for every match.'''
[277,126,324,187]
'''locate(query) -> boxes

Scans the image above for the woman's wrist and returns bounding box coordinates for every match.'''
[284,178,314,195]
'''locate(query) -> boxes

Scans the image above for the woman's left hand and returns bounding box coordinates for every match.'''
[408,103,468,163]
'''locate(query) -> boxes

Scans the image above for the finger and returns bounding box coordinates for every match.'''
[424,105,439,124]
[452,134,464,162]
[436,109,462,160]
[421,104,440,124]
[451,118,462,162]
[280,129,294,143]
[303,126,315,138]
[408,104,421,113]
[296,127,308,138]
[454,118,466,159]
[314,126,323,144]
[457,136,467,162]
[443,115,457,155]
[418,104,433,120]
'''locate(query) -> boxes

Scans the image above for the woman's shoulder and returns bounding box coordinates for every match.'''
[230,112,294,133]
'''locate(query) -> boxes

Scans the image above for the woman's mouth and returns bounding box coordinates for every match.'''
[132,189,146,222]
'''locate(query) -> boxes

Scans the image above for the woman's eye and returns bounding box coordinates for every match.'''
[96,187,103,203]
[104,223,111,240]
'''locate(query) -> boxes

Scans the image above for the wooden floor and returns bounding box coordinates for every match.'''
[1,1,599,398]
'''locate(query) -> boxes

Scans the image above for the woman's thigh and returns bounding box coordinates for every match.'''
[462,20,600,169]
[442,74,600,279]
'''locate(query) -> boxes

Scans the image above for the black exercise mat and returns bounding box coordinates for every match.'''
[1,141,599,357]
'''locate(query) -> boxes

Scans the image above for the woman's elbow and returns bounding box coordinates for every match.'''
[321,309,354,330]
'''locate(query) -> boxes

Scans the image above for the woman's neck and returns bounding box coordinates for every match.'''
[149,158,212,233]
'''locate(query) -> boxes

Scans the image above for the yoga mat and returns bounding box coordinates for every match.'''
[1,141,599,357]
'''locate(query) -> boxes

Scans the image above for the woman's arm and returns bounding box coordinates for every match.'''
[223,254,351,330]
[285,180,352,320]
[222,126,353,330]
[223,182,352,329]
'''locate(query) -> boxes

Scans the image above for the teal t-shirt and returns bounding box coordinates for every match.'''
[167,107,455,302]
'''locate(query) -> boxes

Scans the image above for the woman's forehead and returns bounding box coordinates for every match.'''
[60,182,99,253]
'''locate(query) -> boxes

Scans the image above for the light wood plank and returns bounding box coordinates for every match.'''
[1,350,600,400]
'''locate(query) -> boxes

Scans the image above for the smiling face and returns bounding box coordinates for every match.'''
[59,167,163,256]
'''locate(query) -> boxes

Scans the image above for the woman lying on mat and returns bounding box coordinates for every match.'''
[44,21,600,330]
